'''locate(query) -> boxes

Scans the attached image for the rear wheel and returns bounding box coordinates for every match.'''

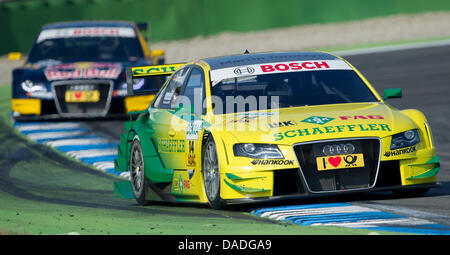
[130,135,149,205]
[202,135,225,209]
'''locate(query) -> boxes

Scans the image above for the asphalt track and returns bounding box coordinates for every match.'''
[9,43,450,234]
[343,45,450,221]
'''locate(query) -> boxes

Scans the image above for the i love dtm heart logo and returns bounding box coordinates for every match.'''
[328,156,341,167]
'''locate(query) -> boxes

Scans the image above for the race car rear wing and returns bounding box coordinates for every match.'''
[126,63,186,95]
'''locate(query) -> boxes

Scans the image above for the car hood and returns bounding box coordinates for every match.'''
[209,102,417,145]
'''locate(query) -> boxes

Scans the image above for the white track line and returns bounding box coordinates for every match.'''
[27,130,86,141]
[119,171,131,180]
[16,122,82,131]
[66,148,117,159]
[45,138,110,147]
[315,217,434,228]
[261,205,378,221]
[93,161,115,170]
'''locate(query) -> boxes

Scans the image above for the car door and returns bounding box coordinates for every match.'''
[177,66,206,170]
[149,66,190,170]
[170,66,207,195]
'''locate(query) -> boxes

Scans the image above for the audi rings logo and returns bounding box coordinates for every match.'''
[322,143,356,156]
[233,66,255,75]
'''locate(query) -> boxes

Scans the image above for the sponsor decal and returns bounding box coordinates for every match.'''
[186,120,203,140]
[37,27,136,43]
[183,179,191,189]
[187,169,195,179]
[250,159,294,166]
[267,120,296,128]
[233,66,255,75]
[267,115,385,129]
[178,177,184,192]
[185,140,196,167]
[226,116,253,124]
[301,116,334,125]
[226,112,279,125]
[210,60,352,84]
[260,61,331,73]
[65,90,100,103]
[274,124,392,141]
[384,146,416,157]
[174,176,191,192]
[316,153,365,171]
[157,138,185,153]
[173,172,192,192]
[339,115,384,120]
[44,63,122,80]
[131,63,185,77]
[236,112,278,118]
[342,154,359,167]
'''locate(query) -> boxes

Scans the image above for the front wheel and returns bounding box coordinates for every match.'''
[202,135,225,209]
[130,135,150,205]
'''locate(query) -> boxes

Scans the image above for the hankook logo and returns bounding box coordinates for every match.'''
[251,159,294,166]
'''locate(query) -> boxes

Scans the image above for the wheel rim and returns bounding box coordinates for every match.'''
[203,140,220,202]
[130,142,144,193]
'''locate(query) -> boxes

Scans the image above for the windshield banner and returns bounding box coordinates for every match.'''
[210,60,352,85]
[37,27,136,43]
[44,63,122,80]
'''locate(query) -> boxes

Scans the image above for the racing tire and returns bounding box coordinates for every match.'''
[130,135,150,206]
[202,135,225,210]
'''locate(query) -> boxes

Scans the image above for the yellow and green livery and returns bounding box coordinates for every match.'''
[113,51,439,209]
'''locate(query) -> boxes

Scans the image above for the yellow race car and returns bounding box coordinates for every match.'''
[113,51,440,209]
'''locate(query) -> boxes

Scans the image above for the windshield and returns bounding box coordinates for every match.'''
[28,31,144,63]
[210,70,379,114]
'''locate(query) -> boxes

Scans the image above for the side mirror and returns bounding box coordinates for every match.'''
[151,49,165,58]
[151,49,165,65]
[8,52,22,61]
[383,88,402,100]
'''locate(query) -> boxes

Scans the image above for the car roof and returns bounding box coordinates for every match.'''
[202,51,339,70]
[42,20,136,30]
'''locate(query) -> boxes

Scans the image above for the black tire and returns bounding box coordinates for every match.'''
[130,135,150,206]
[202,135,225,209]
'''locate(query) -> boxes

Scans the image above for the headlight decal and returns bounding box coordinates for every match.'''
[390,129,420,150]
[233,143,284,159]
[21,80,47,93]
